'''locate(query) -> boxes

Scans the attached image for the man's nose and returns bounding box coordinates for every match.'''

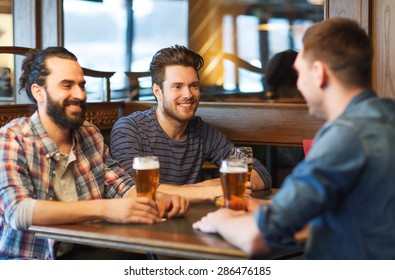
[73,85,86,100]
[181,87,193,99]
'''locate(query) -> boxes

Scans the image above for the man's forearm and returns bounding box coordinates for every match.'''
[251,170,265,191]
[32,199,106,225]
[157,182,222,204]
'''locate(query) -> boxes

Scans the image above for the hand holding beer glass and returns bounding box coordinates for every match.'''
[132,156,160,200]
[229,147,253,182]
[219,158,248,210]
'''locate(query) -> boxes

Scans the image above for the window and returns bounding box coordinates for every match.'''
[219,2,323,97]
[0,1,14,104]
[4,0,325,104]
[62,0,324,102]
[64,0,128,101]
[63,0,188,101]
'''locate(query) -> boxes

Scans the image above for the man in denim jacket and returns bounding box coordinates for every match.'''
[194,17,395,259]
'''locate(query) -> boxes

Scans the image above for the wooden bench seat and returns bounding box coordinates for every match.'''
[123,101,324,186]
[123,101,323,147]
[0,100,324,187]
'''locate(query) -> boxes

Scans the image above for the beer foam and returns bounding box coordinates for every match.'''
[220,166,248,173]
[133,159,160,170]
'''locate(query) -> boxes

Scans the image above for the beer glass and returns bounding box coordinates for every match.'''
[132,156,160,200]
[229,147,253,182]
[219,158,248,210]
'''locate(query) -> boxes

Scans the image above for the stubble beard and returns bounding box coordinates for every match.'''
[162,98,198,123]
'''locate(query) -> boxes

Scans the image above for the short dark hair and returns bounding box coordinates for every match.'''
[19,47,78,103]
[149,45,204,89]
[302,17,372,88]
[265,49,302,98]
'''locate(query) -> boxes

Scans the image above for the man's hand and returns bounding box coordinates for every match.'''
[245,197,271,212]
[192,208,270,255]
[102,197,161,224]
[192,208,246,233]
[156,192,190,218]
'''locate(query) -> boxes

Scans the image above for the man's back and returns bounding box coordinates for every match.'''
[257,91,395,259]
[303,91,395,259]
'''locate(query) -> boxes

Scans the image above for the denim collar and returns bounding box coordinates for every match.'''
[344,89,376,112]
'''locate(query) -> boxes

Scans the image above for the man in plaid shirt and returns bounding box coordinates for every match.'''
[0,47,189,259]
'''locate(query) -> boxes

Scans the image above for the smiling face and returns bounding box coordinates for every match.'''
[154,65,200,124]
[41,57,87,129]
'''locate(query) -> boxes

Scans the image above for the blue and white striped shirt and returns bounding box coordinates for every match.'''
[110,106,271,187]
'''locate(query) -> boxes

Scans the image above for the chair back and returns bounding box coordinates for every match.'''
[302,139,314,156]
[0,46,115,102]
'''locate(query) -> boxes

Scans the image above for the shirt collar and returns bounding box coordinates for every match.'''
[30,111,64,159]
[344,89,376,112]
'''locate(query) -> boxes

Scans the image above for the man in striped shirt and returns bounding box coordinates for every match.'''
[0,47,188,259]
[111,45,271,203]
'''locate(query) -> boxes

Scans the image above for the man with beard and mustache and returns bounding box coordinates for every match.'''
[110,45,271,203]
[0,47,189,260]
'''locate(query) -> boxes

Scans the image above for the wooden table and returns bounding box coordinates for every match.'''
[29,202,303,260]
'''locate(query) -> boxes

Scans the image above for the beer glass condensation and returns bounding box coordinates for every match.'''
[132,156,160,199]
[229,147,253,182]
[220,159,248,210]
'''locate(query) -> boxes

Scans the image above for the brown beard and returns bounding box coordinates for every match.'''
[46,93,86,129]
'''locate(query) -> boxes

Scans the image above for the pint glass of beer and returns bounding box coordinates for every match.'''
[220,158,248,210]
[132,156,160,199]
[229,147,253,182]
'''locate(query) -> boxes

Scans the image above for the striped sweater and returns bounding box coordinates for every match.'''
[110,106,271,187]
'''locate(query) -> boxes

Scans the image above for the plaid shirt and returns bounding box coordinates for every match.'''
[0,112,134,259]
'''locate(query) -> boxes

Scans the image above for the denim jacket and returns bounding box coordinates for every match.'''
[255,90,395,259]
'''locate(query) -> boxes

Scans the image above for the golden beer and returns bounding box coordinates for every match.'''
[220,159,248,210]
[132,156,160,199]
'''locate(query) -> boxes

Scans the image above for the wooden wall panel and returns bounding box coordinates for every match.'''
[0,0,11,13]
[0,104,36,127]
[0,102,124,131]
[123,101,324,146]
[326,0,371,33]
[1,100,323,147]
[195,103,323,146]
[371,0,395,99]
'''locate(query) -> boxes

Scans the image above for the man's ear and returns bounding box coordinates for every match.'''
[313,61,328,89]
[31,84,45,103]
[153,83,163,101]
